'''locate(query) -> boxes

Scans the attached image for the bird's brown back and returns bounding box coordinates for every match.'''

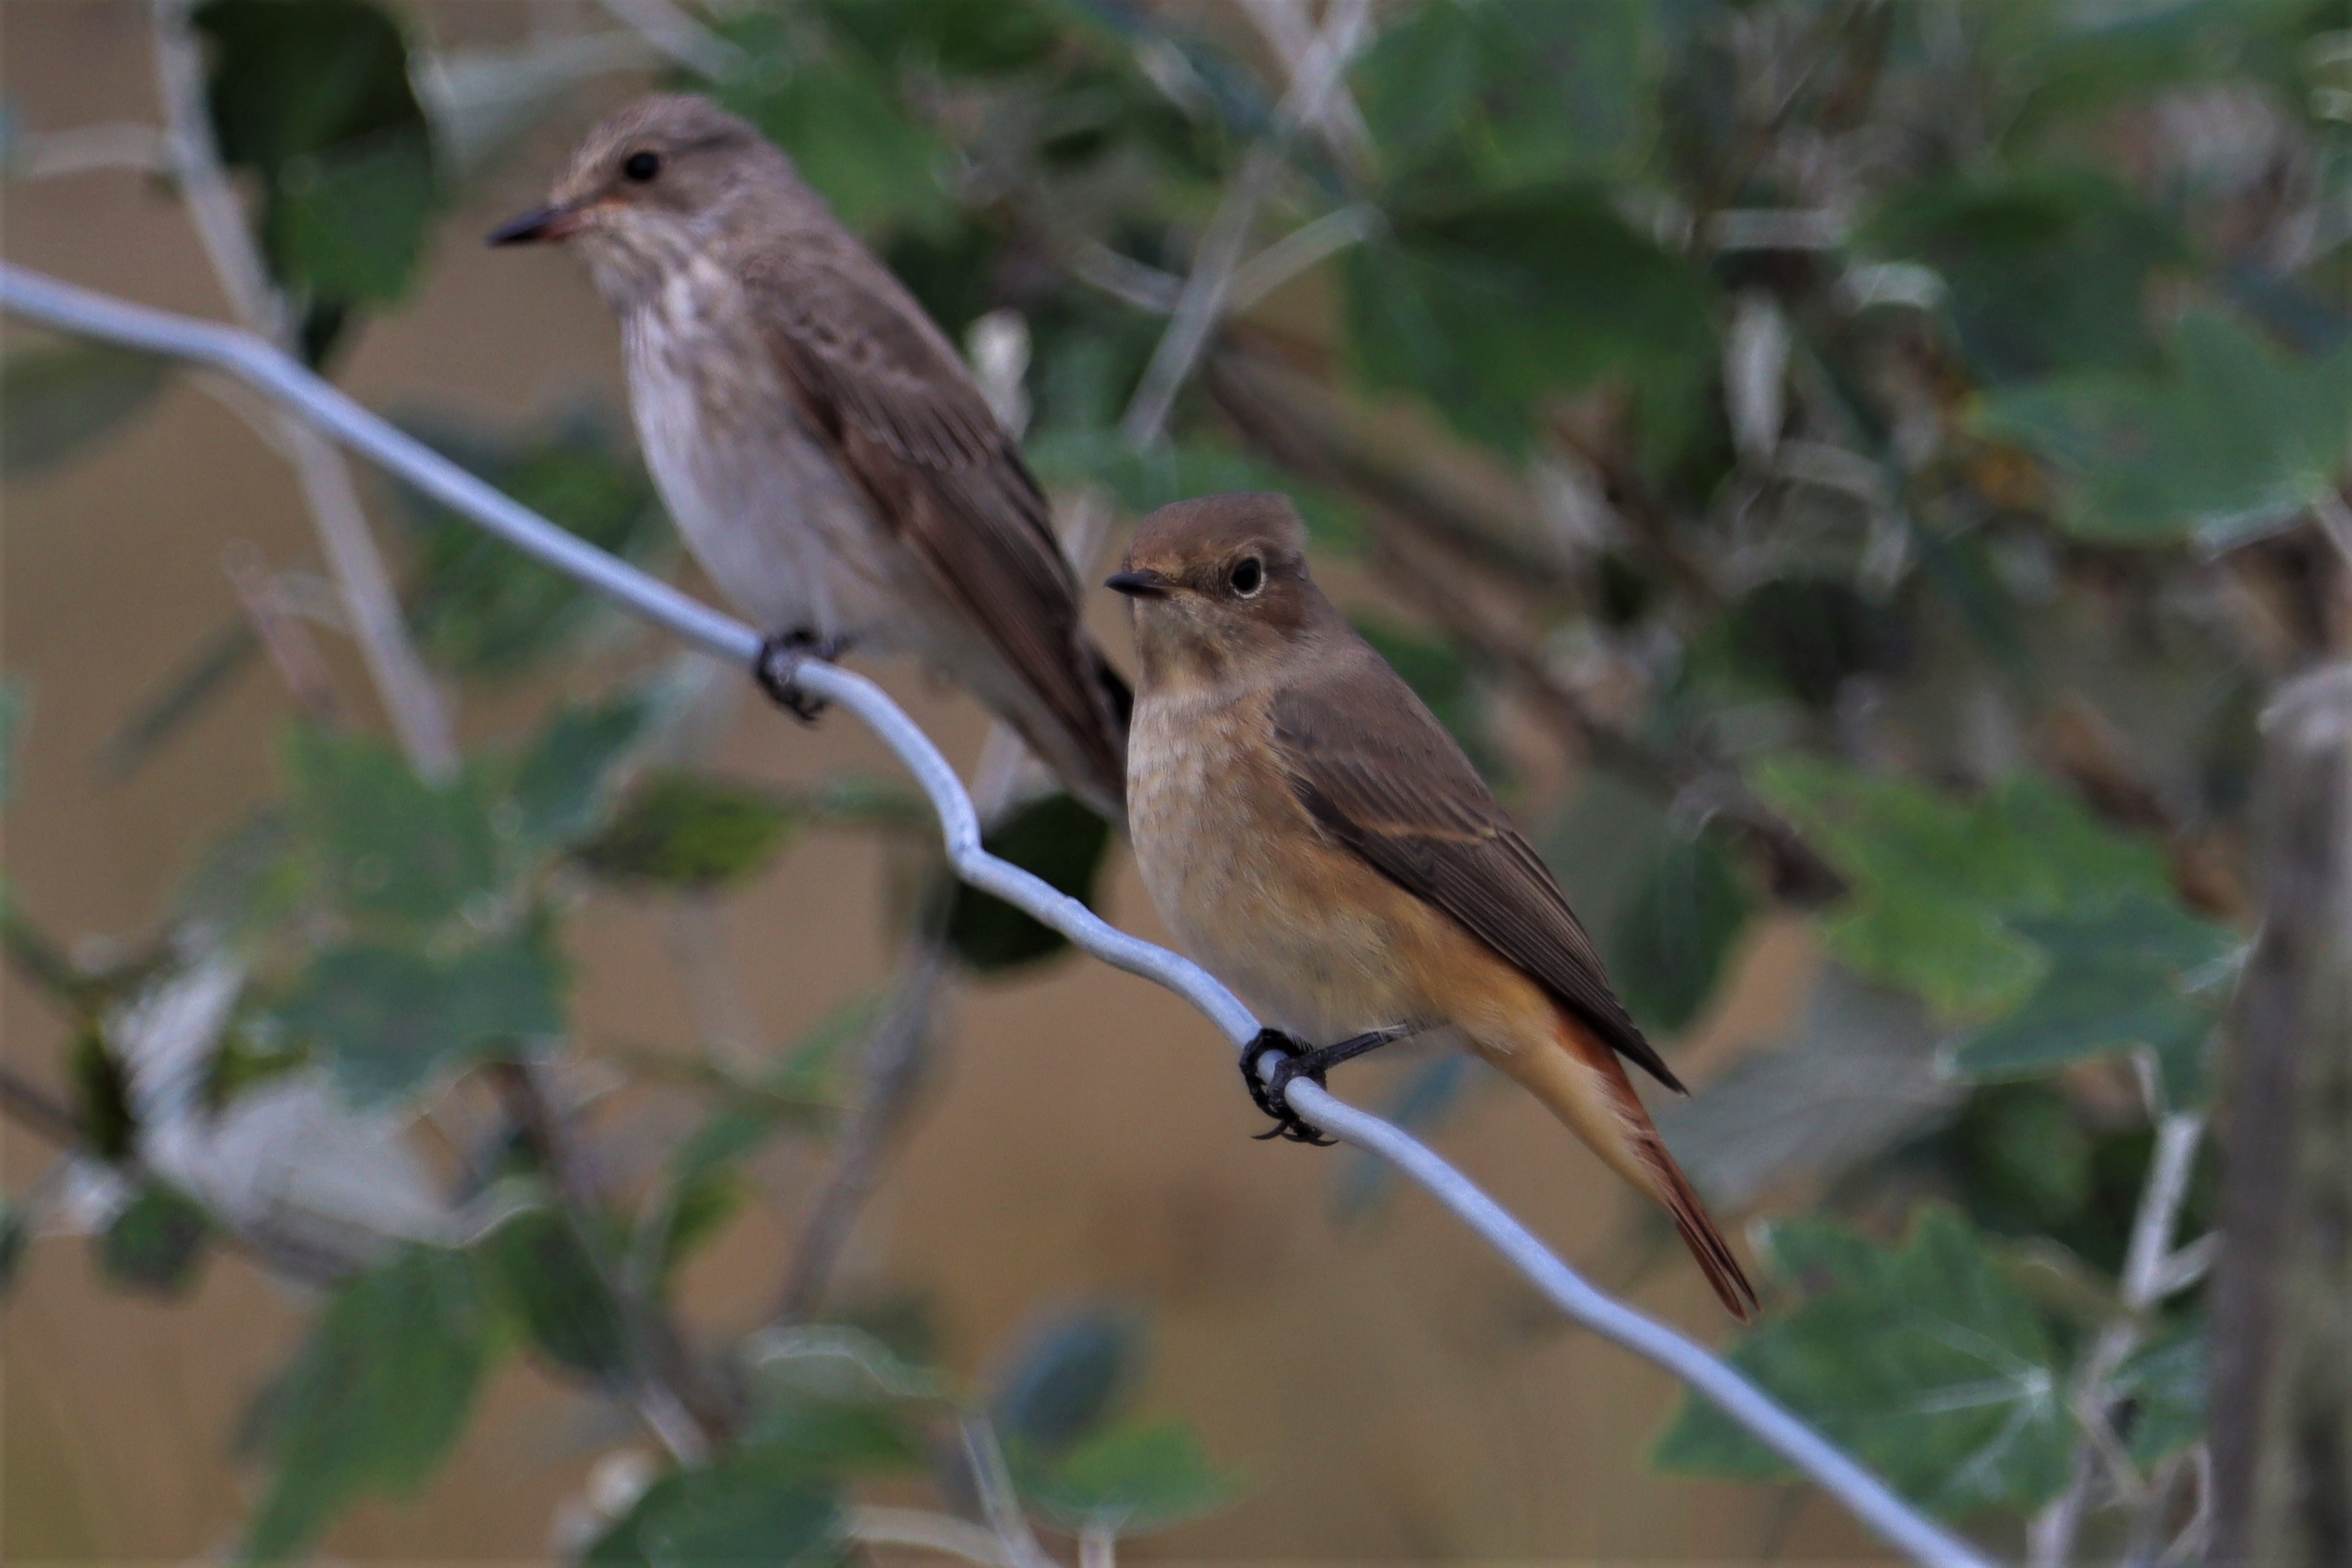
[736,222,1131,811]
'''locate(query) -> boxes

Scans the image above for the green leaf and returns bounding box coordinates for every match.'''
[1998,0,2321,147]
[752,1322,948,1407]
[176,810,309,950]
[1017,1418,1245,1536]
[990,1302,1143,1455]
[1613,830,1752,1034]
[277,937,565,1106]
[1867,171,2183,383]
[196,0,422,173]
[653,1164,747,1281]
[586,1456,842,1568]
[739,1327,934,1478]
[1975,312,2352,547]
[1543,773,1751,1034]
[499,693,655,859]
[711,9,955,241]
[99,1181,212,1297]
[0,343,166,477]
[194,0,440,326]
[284,725,500,928]
[2113,1322,2204,1467]
[1345,186,1717,458]
[243,1246,496,1562]
[575,772,796,890]
[262,128,437,304]
[942,792,1114,973]
[1953,1084,2098,1236]
[1654,1207,2072,1518]
[1353,0,1658,195]
[70,1024,136,1162]
[1351,615,1502,781]
[478,1208,630,1380]
[741,1397,926,1477]
[1946,890,2241,1108]
[394,412,670,678]
[1752,758,2169,1021]
[1026,429,1364,553]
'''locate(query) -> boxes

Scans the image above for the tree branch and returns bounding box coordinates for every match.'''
[1117,0,1374,449]
[845,1505,1027,1567]
[2210,661,2352,1564]
[772,941,950,1323]
[2026,1111,2206,1568]
[0,260,1990,1568]
[494,1059,724,1463]
[151,0,460,778]
[0,1064,85,1148]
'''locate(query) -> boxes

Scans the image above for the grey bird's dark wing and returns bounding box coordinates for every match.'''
[1269,646,1682,1094]
[742,241,1129,812]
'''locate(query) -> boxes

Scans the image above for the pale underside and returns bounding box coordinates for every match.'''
[617,256,1100,793]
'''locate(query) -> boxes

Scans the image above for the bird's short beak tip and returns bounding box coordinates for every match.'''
[486,206,570,247]
[1106,569,1170,598]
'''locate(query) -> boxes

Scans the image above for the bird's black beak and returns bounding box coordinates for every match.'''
[1106,569,1173,598]
[486,203,584,246]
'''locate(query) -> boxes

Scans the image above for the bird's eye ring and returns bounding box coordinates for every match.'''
[622,150,661,182]
[1229,556,1265,597]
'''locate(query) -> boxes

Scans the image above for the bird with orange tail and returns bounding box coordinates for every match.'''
[1108,493,1757,1320]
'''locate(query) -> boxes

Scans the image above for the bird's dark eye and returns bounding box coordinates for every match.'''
[622,150,661,182]
[1229,556,1264,597]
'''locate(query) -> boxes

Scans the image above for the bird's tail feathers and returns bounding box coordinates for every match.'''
[1491,1010,1760,1322]
[967,638,1130,824]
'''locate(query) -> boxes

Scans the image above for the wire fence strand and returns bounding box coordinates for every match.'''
[0,260,1990,1568]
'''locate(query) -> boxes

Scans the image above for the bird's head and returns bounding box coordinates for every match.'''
[1109,493,1326,692]
[487,94,801,305]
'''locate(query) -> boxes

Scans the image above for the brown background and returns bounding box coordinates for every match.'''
[1,4,1883,1561]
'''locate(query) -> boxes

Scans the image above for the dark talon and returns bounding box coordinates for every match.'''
[755,630,848,724]
[1240,1029,1335,1145]
[1239,1025,1418,1147]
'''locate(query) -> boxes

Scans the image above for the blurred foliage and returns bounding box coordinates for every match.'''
[1754,761,2176,1022]
[1978,311,2352,546]
[1945,891,2239,1109]
[1655,1207,2073,1518]
[240,1245,497,1561]
[0,343,165,476]
[10,0,2349,1559]
[99,1181,214,1297]
[194,0,441,363]
[575,772,797,890]
[392,410,674,679]
[941,790,1114,973]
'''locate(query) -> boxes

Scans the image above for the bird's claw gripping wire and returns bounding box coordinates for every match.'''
[1240,1025,1414,1146]
[755,629,849,723]
[1241,1030,1334,1145]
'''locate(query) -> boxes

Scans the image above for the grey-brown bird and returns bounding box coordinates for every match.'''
[489,94,1129,818]
[1109,493,1757,1320]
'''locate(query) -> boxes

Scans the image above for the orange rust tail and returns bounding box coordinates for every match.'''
[1485,1010,1760,1322]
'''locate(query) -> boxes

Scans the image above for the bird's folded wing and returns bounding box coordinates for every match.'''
[1269,663,1682,1093]
[744,245,1126,794]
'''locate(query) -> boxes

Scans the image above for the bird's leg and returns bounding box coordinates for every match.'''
[1239,1024,1417,1146]
[753,629,850,724]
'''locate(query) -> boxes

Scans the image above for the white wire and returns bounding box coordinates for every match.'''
[0,262,1991,1568]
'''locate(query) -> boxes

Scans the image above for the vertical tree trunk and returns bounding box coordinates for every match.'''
[2210,664,2352,1566]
